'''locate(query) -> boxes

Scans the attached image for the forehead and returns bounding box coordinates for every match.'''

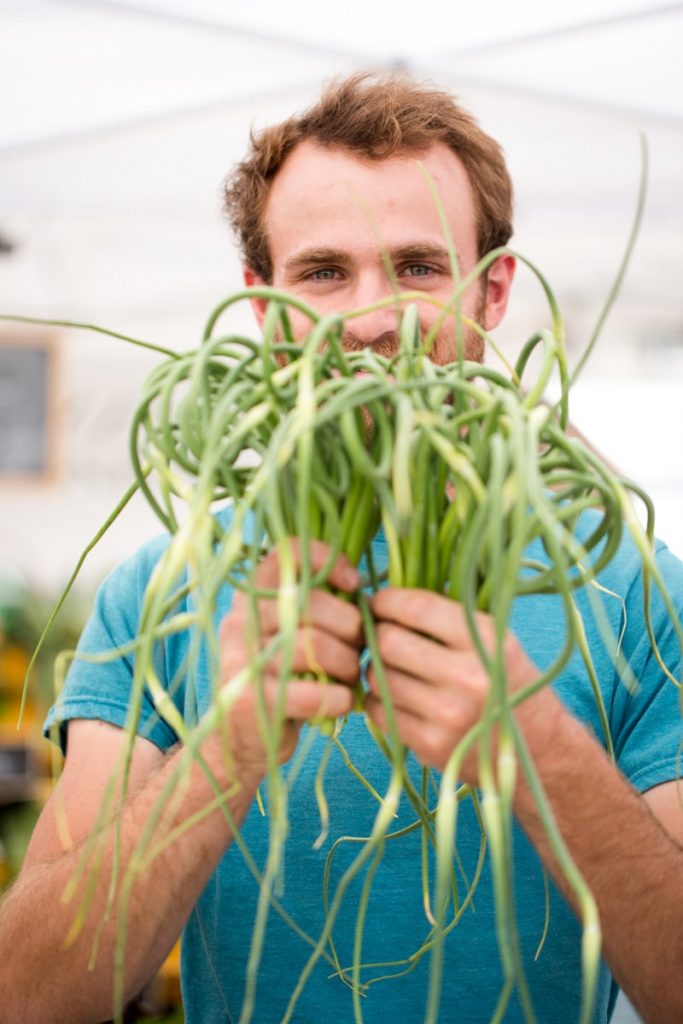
[262,140,479,270]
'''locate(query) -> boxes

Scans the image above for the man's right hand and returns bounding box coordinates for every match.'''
[214,539,365,785]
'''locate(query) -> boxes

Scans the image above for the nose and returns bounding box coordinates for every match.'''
[343,271,403,347]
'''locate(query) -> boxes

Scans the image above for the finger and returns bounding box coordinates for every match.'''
[372,621,489,692]
[225,588,364,648]
[275,627,361,685]
[251,588,364,643]
[366,665,477,729]
[363,694,448,769]
[283,679,356,721]
[250,539,360,593]
[253,677,355,723]
[370,588,495,650]
[364,693,472,771]
[300,590,364,645]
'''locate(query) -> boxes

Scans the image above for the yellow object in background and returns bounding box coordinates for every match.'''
[0,582,183,1018]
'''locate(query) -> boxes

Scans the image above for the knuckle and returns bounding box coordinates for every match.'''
[332,655,355,685]
[440,697,465,733]
[421,726,448,766]
[294,627,325,669]
[458,658,489,700]
[376,622,403,659]
[406,589,432,620]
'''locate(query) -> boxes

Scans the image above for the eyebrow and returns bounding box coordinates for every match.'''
[282,242,453,276]
[283,248,352,275]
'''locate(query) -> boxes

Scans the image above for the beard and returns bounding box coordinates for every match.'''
[340,289,488,366]
[339,297,488,443]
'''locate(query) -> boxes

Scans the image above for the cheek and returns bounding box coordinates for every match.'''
[289,291,343,341]
[290,310,315,342]
[418,312,456,365]
[272,307,317,345]
[419,314,484,366]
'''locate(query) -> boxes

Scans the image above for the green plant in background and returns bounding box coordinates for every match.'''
[135,1008,184,1024]
[0,580,87,718]
[1,145,680,1024]
[0,584,88,887]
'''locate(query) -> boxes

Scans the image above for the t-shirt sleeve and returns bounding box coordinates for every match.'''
[43,532,181,755]
[611,540,683,793]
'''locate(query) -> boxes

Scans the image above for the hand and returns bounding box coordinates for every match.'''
[365,588,560,786]
[215,540,364,785]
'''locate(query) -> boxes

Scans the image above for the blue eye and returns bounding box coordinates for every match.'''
[403,264,432,277]
[310,268,338,280]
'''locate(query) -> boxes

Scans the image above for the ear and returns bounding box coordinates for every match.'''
[483,254,516,330]
[244,267,269,328]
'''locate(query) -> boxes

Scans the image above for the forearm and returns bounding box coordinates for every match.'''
[365,586,683,1018]
[0,732,259,1024]
[515,701,683,1024]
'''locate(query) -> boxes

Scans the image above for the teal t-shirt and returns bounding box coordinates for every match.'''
[45,512,683,1023]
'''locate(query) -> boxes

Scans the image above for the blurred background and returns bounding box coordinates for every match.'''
[2,1,682,1020]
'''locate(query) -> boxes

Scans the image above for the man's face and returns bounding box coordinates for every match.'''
[246,140,514,364]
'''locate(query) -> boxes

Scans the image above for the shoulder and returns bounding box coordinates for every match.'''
[98,503,237,606]
[565,505,683,608]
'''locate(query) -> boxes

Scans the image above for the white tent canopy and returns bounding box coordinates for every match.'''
[4,0,683,150]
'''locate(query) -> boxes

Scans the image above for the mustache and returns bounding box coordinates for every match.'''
[341,331,400,359]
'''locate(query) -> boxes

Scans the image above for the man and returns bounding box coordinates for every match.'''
[1,73,682,1024]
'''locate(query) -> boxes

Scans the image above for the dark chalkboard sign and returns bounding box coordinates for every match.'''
[0,337,56,478]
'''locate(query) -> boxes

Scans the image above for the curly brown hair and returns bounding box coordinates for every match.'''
[223,71,514,282]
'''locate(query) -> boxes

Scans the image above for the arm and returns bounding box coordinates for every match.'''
[366,587,683,1024]
[0,720,259,1024]
[0,544,363,1024]
[515,713,683,1023]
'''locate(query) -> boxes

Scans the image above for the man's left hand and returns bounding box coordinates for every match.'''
[365,587,562,786]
